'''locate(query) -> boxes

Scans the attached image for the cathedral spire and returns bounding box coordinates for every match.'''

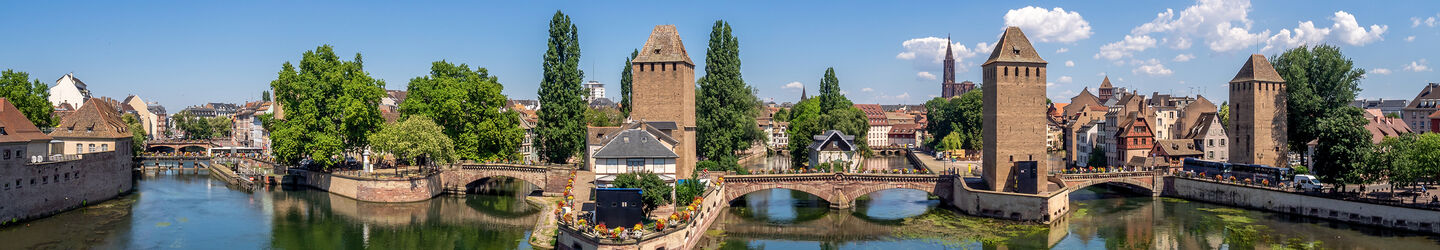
[943,35,956,84]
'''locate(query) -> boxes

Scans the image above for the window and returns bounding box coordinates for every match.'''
[89,144,97,153]
[1208,139,1214,147]
[1220,139,1226,146]
[101,144,108,152]
[3,150,9,160]
[76,144,83,153]
[626,159,645,173]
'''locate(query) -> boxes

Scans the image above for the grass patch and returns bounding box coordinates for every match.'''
[1197,207,1246,214]
[890,209,1046,247]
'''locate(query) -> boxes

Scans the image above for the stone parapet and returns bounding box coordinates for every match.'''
[1,148,134,226]
[289,169,442,203]
[1165,177,1440,234]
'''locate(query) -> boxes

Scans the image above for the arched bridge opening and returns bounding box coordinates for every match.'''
[146,146,176,153]
[464,176,543,196]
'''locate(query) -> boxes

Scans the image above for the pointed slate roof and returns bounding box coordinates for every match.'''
[1100,76,1113,88]
[592,129,679,159]
[1230,54,1286,83]
[632,25,693,65]
[983,27,1047,65]
[807,130,857,152]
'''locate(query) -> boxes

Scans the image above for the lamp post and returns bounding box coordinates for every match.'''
[363,149,372,173]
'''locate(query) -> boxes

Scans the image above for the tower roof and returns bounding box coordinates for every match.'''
[1100,76,1113,88]
[1230,54,1285,83]
[983,27,1047,65]
[632,25,693,65]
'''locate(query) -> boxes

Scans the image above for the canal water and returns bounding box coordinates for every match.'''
[2,157,1438,249]
[0,170,539,249]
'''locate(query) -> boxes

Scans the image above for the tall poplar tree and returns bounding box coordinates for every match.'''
[269,45,386,168]
[0,70,56,127]
[619,49,637,118]
[536,11,587,164]
[785,68,870,167]
[697,20,763,160]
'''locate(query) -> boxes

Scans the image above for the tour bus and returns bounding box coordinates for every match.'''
[1182,158,1232,177]
[1183,158,1293,184]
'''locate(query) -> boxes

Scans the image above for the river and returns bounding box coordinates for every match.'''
[2,158,1438,249]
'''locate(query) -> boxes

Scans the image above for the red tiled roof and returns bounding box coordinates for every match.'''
[0,98,53,143]
[49,98,130,139]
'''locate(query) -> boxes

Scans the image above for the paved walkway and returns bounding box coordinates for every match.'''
[912,151,979,176]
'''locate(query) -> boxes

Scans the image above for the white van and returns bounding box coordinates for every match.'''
[1294,175,1325,191]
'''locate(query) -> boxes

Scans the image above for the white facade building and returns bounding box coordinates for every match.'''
[584,80,605,102]
[49,73,91,109]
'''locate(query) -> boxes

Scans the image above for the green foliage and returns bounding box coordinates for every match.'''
[171,111,232,140]
[785,68,870,168]
[1087,147,1107,167]
[1218,101,1230,128]
[262,90,271,102]
[121,114,147,155]
[923,89,983,150]
[0,70,56,127]
[612,172,672,214]
[400,61,523,162]
[772,108,789,122]
[937,131,964,151]
[536,11,587,164]
[620,49,637,118]
[583,107,622,127]
[697,20,764,161]
[1366,133,1440,188]
[369,115,456,166]
[1310,107,1372,185]
[1384,112,1400,119]
[269,45,386,169]
[696,156,749,174]
[1272,45,1365,153]
[674,171,707,205]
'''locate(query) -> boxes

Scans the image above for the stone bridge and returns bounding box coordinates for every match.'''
[145,140,218,153]
[439,164,575,195]
[1055,171,1164,195]
[722,173,955,209]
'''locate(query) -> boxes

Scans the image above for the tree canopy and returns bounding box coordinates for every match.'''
[619,49,637,118]
[121,113,147,155]
[536,11,587,164]
[1310,107,1372,185]
[269,45,386,169]
[171,111,232,140]
[785,68,870,168]
[0,70,55,127]
[400,61,523,162]
[369,115,456,166]
[923,89,983,150]
[697,20,764,161]
[1271,45,1368,184]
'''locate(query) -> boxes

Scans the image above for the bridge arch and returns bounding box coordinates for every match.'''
[179,146,209,153]
[440,165,552,194]
[146,146,177,153]
[722,185,839,208]
[1065,179,1155,195]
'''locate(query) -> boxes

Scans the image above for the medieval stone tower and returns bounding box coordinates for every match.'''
[631,25,698,178]
[1228,54,1288,167]
[982,27,1049,193]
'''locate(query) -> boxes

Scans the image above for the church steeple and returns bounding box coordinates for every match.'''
[800,84,808,101]
[943,35,956,84]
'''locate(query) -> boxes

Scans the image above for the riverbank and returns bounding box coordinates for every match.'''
[1165,176,1440,234]
[287,169,443,203]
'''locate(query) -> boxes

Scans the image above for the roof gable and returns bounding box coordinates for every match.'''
[0,98,54,143]
[983,27,1047,65]
[807,130,856,152]
[48,98,130,139]
[1230,54,1286,83]
[632,25,693,65]
[592,129,679,159]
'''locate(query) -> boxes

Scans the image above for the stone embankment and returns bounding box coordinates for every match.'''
[1164,177,1440,234]
[287,169,443,203]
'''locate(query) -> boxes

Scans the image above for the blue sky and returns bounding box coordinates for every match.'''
[1,0,1437,109]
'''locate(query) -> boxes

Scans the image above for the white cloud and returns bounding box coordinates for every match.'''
[1329,11,1387,46]
[916,72,937,80]
[1371,68,1392,75]
[897,37,989,74]
[1056,48,1069,53]
[782,81,804,89]
[1094,35,1156,60]
[1413,14,1438,27]
[1003,6,1094,43]
[861,87,876,92]
[1263,11,1387,52]
[1406,36,1416,42]
[1404,59,1432,72]
[896,92,911,100]
[1128,0,1268,52]
[1058,76,1074,83]
[1132,58,1174,76]
[1173,53,1195,62]
[1064,60,1075,67]
[1047,82,1056,87]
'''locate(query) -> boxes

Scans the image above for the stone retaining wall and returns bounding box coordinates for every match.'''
[0,149,134,225]
[950,177,1070,223]
[290,169,442,203]
[1165,177,1440,234]
[557,183,726,250]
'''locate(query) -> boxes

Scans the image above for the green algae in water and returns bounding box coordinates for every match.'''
[155,222,171,227]
[892,209,1047,247]
[1198,207,1246,214]
[1160,197,1189,203]
[1071,208,1090,218]
[1218,214,1256,224]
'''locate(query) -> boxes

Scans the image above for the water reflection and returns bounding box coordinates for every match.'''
[743,155,916,172]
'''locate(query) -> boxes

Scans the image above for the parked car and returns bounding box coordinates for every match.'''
[1294,174,1326,191]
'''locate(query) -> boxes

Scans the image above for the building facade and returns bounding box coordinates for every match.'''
[981,27,1049,193]
[48,73,91,110]
[854,104,890,147]
[0,97,134,224]
[1403,83,1440,133]
[808,130,860,169]
[590,126,680,184]
[1183,113,1228,162]
[1228,54,1289,167]
[584,80,605,103]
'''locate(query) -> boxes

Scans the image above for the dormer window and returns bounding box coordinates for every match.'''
[0,127,7,135]
[87,126,94,132]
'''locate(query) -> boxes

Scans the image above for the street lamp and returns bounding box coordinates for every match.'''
[363,149,372,173]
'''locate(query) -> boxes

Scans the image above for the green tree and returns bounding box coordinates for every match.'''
[785,68,870,168]
[269,45,386,169]
[938,131,964,151]
[0,70,56,127]
[696,156,748,174]
[207,116,232,139]
[923,89,983,150]
[772,108,789,122]
[262,90,271,102]
[697,20,764,161]
[612,172,672,214]
[171,111,219,140]
[1310,107,1372,186]
[583,107,622,127]
[1218,101,1230,128]
[369,115,456,167]
[536,11,587,164]
[619,49,637,118]
[400,61,523,161]
[674,171,707,205]
[1368,133,1440,189]
[1272,45,1365,154]
[121,114,147,155]
[1087,147,1107,167]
